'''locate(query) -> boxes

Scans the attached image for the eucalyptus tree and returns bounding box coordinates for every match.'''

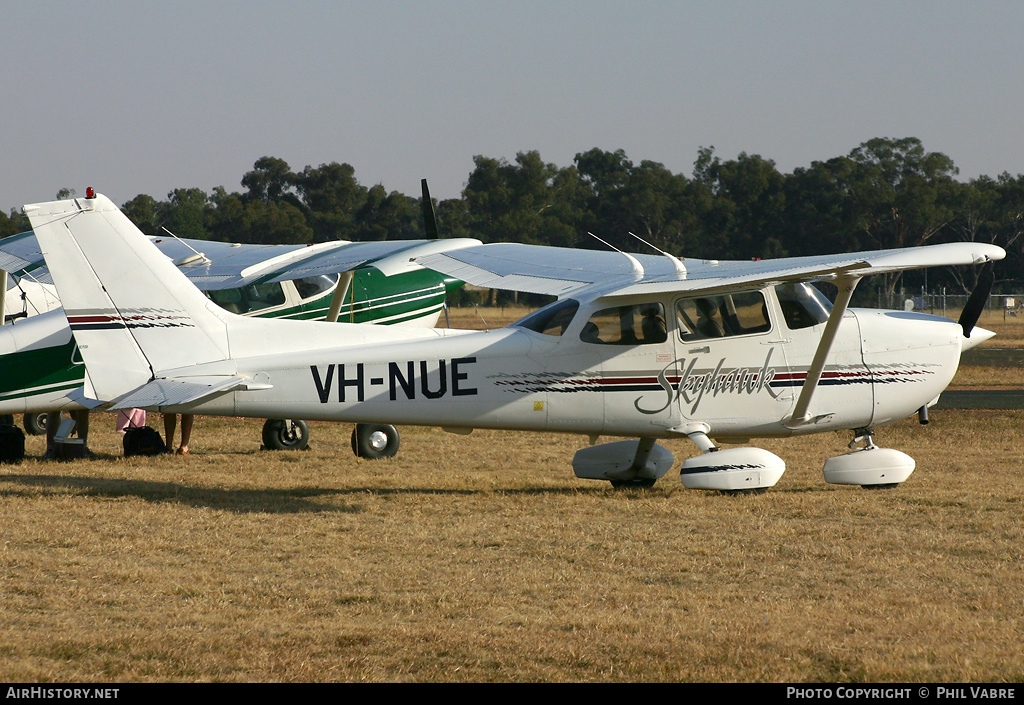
[463,151,579,247]
[292,161,368,241]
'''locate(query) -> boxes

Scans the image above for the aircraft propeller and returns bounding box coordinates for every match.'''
[421,179,440,240]
[958,262,994,339]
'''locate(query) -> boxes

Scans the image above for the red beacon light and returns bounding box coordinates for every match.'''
[85,187,95,199]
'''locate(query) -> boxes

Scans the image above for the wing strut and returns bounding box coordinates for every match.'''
[325,271,354,323]
[787,275,862,426]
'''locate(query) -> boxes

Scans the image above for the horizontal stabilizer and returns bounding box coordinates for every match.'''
[109,375,251,410]
[66,387,109,410]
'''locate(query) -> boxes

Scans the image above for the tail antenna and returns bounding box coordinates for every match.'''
[628,232,686,276]
[587,232,644,278]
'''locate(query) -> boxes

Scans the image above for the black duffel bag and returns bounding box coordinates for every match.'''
[0,422,25,463]
[123,425,167,457]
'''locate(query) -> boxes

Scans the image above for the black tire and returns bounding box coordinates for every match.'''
[23,413,47,436]
[350,424,400,459]
[610,478,657,489]
[261,419,310,451]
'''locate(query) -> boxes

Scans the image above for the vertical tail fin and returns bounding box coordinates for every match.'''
[24,193,231,402]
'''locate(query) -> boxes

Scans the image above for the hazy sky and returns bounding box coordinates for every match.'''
[3,0,1023,213]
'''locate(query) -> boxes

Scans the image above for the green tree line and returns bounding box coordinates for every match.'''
[4,138,1023,295]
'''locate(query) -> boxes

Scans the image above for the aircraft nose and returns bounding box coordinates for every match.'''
[961,326,995,352]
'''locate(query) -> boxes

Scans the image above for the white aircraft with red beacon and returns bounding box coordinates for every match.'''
[24,190,1003,491]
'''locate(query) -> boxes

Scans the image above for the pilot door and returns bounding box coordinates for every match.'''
[670,289,793,436]
[574,299,681,436]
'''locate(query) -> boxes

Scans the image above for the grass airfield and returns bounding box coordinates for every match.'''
[0,307,1022,682]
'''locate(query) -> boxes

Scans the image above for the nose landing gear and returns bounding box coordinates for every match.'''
[823,427,915,489]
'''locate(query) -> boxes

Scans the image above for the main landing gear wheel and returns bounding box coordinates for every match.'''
[23,413,47,436]
[351,424,400,459]
[261,419,310,451]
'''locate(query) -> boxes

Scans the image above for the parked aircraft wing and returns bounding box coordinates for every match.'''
[0,230,481,291]
[0,230,48,281]
[173,237,479,290]
[415,242,685,296]
[416,241,1005,299]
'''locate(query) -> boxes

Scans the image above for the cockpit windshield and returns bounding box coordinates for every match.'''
[513,298,580,336]
[775,282,832,330]
[294,274,339,301]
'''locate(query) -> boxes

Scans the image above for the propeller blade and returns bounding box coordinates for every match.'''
[421,179,440,239]
[959,262,994,338]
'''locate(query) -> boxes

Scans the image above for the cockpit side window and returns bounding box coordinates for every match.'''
[677,291,770,341]
[775,283,832,330]
[514,298,580,336]
[580,302,667,345]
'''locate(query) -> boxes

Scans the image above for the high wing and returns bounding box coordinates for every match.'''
[0,229,479,290]
[0,230,44,281]
[416,241,1005,300]
[158,236,480,290]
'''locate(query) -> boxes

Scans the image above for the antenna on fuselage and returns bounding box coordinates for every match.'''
[627,232,687,277]
[588,232,644,278]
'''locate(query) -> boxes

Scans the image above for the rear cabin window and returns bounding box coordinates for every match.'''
[207,282,286,315]
[514,298,580,336]
[579,303,667,345]
[676,292,770,341]
[775,283,832,330]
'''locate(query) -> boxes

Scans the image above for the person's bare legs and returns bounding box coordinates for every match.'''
[163,414,176,454]
[177,414,194,455]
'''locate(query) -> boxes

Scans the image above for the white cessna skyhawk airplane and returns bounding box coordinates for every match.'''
[23,191,1003,491]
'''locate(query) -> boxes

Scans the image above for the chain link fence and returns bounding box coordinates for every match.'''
[875,290,1022,319]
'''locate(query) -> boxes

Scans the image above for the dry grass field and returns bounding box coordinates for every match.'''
[0,305,1021,683]
[969,309,1024,348]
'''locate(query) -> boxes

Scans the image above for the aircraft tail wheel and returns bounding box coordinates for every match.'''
[261,419,310,451]
[351,424,400,459]
[23,413,47,436]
